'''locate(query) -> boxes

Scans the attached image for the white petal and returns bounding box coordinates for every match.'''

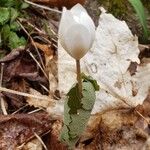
[71,4,95,48]
[58,7,76,50]
[63,24,92,60]
[70,4,87,18]
[79,13,95,48]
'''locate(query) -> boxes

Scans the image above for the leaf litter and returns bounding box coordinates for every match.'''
[0,0,150,149]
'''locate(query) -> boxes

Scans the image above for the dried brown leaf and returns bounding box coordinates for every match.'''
[2,51,38,82]
[0,112,53,150]
[3,79,29,108]
[0,47,24,63]
[31,0,85,8]
[44,120,67,150]
[77,109,149,150]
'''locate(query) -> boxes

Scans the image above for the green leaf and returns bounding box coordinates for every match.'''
[1,24,10,42]
[10,8,19,22]
[60,75,99,148]
[8,31,26,49]
[0,0,15,7]
[20,2,29,9]
[128,0,149,40]
[81,73,100,91]
[0,7,10,26]
[81,82,96,110]
[0,0,23,8]
[67,85,82,114]
[10,22,20,31]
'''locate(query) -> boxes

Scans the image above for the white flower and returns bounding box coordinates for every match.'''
[58,4,95,60]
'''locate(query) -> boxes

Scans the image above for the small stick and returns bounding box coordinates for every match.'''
[17,21,46,71]
[24,0,62,14]
[76,59,82,99]
[0,63,8,115]
[34,132,48,150]
[12,104,29,114]
[136,110,149,124]
[27,49,48,79]
[28,108,42,114]
[0,86,52,101]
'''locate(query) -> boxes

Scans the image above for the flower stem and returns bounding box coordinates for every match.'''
[76,59,82,99]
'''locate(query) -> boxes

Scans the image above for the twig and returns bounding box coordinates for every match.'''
[12,104,29,114]
[136,110,149,124]
[27,49,49,79]
[34,132,48,150]
[0,86,52,101]
[0,97,8,115]
[28,108,42,114]
[24,0,62,14]
[0,63,8,115]
[18,18,44,34]
[40,84,49,93]
[17,21,46,73]
[76,59,82,99]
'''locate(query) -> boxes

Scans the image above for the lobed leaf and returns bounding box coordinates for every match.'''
[8,31,26,49]
[0,7,10,26]
[10,8,19,22]
[60,75,99,148]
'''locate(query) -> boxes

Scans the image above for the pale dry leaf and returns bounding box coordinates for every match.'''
[27,88,54,108]
[47,100,64,118]
[22,139,43,150]
[58,9,150,114]
[27,89,63,117]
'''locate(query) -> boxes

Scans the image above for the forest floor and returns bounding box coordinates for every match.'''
[0,0,150,149]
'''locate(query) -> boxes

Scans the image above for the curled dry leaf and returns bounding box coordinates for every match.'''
[0,113,53,150]
[58,8,150,114]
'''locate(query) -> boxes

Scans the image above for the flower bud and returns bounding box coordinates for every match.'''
[58,4,95,60]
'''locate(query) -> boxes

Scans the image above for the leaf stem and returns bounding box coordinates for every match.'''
[76,59,82,99]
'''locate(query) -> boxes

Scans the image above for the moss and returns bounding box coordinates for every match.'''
[97,0,150,18]
[97,0,129,18]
